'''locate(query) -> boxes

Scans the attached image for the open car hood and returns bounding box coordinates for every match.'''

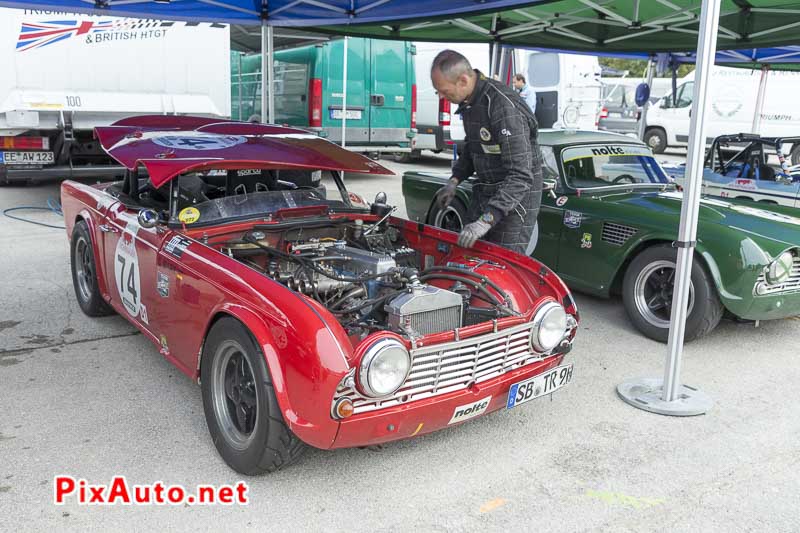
[95,115,394,188]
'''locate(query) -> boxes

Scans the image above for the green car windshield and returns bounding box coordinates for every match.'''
[560,144,670,189]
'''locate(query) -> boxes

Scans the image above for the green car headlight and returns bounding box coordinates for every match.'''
[532,302,568,352]
[766,251,794,284]
[358,339,411,398]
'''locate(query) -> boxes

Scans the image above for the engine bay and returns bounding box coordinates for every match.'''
[216,217,519,342]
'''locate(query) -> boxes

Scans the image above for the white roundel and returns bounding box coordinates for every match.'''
[114,231,141,318]
[152,134,246,151]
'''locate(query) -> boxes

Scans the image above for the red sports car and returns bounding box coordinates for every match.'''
[62,116,579,475]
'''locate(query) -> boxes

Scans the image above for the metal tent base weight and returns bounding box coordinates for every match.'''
[616,378,713,417]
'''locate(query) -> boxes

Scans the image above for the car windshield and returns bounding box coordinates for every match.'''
[167,169,366,226]
[560,144,670,189]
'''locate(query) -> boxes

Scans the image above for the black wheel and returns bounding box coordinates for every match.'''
[70,220,114,317]
[611,174,636,184]
[394,150,422,163]
[790,144,800,166]
[429,197,467,232]
[644,128,667,154]
[201,317,306,475]
[622,245,723,342]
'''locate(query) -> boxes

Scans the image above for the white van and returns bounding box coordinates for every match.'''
[644,66,800,157]
[409,42,490,160]
[514,50,603,131]
[449,50,603,143]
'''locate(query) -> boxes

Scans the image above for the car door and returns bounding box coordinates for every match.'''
[530,145,564,268]
[101,201,166,338]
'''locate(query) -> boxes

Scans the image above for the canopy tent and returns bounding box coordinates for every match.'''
[315,1,800,52]
[0,0,547,25]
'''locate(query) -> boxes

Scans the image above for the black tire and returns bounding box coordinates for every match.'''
[394,149,422,163]
[790,144,800,166]
[622,245,723,343]
[70,220,114,317]
[644,128,667,154]
[201,317,306,475]
[428,197,467,232]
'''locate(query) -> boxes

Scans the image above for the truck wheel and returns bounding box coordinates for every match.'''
[429,198,467,232]
[201,317,306,475]
[644,128,667,154]
[70,221,114,317]
[622,245,723,343]
[395,150,422,163]
[790,144,800,166]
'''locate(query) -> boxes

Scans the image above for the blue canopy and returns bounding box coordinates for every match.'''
[0,0,547,26]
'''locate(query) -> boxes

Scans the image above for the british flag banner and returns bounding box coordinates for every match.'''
[16,18,125,51]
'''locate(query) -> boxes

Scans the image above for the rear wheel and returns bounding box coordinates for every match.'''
[394,150,422,163]
[790,144,800,166]
[622,245,723,342]
[201,317,305,475]
[644,128,667,154]
[70,220,114,317]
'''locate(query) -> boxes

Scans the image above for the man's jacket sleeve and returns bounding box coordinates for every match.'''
[485,96,542,221]
[451,135,474,182]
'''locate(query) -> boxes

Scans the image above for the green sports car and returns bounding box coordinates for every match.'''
[402,130,800,342]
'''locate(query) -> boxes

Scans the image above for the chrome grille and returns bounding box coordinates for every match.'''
[602,222,638,246]
[408,306,462,336]
[755,256,800,295]
[336,322,543,414]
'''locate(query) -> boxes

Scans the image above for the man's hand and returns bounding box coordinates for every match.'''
[457,218,492,248]
[436,177,460,210]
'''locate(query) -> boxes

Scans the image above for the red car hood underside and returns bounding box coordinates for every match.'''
[95,115,393,188]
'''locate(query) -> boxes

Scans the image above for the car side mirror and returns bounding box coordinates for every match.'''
[138,208,160,229]
[374,191,387,205]
[543,178,558,199]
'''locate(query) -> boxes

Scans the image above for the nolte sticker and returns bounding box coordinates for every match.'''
[448,395,492,425]
[563,210,582,229]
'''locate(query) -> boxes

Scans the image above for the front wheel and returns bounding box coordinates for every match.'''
[622,245,723,342]
[429,197,467,232]
[644,128,667,154]
[70,220,114,317]
[201,317,305,475]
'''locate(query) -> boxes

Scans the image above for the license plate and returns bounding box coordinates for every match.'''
[0,151,55,165]
[506,363,573,409]
[329,109,362,120]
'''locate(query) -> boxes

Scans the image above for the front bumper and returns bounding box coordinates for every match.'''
[738,293,800,321]
[330,353,566,449]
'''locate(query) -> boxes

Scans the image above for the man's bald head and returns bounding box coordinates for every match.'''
[430,50,477,105]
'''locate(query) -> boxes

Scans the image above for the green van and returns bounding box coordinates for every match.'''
[231,38,417,152]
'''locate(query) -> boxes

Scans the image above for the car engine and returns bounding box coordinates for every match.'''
[220,220,515,340]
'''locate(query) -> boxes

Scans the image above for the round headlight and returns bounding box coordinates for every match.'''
[532,302,568,352]
[767,251,794,284]
[358,339,411,398]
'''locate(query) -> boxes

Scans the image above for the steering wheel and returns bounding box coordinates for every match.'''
[611,174,636,184]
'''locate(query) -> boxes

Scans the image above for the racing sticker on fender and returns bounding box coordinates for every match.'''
[563,210,582,229]
[114,226,142,318]
[178,207,200,224]
[157,272,170,298]
[556,196,568,207]
[581,232,593,249]
[448,395,492,425]
[165,235,192,258]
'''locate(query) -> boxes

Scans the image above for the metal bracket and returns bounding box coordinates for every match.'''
[672,240,697,249]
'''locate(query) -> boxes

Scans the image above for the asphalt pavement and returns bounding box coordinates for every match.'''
[1,152,798,532]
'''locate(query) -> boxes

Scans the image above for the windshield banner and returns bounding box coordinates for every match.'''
[562,144,653,163]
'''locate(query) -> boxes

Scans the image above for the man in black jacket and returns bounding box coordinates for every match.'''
[431,50,542,255]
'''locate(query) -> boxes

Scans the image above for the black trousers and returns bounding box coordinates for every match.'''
[467,183,537,255]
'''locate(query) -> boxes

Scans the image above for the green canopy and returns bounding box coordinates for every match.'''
[318,0,800,53]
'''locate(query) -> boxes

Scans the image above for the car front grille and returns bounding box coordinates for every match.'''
[335,322,546,415]
[601,222,638,246]
[755,256,800,295]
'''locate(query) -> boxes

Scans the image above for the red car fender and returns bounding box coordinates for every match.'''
[201,302,343,450]
[72,206,114,306]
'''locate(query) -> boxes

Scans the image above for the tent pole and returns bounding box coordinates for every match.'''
[637,57,655,140]
[617,0,722,416]
[752,65,769,134]
[237,52,243,121]
[341,36,348,148]
[267,24,275,123]
[260,21,274,123]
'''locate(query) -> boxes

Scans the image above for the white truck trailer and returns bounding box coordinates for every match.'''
[0,8,230,184]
